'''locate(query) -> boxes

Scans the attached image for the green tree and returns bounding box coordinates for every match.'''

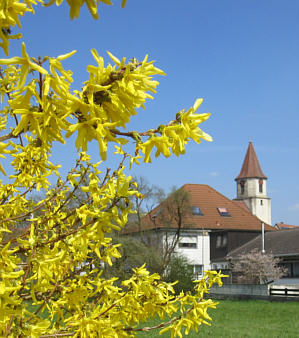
[165,254,196,294]
[102,235,164,281]
[0,1,225,337]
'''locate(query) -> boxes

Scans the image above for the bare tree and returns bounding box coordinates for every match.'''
[125,181,193,273]
[126,175,164,240]
[149,187,193,272]
[232,249,287,284]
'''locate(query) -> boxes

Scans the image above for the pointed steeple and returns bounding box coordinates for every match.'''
[235,142,267,180]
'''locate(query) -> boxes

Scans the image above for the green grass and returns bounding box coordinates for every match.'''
[137,300,299,337]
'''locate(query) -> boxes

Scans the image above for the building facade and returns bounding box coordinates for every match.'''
[227,228,299,280]
[127,142,276,279]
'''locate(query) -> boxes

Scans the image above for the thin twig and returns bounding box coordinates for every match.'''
[40,332,74,337]
[26,259,73,324]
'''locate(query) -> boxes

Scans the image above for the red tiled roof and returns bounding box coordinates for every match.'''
[135,184,274,233]
[275,222,299,230]
[233,200,250,212]
[235,142,267,180]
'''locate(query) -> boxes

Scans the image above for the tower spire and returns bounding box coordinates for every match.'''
[235,142,267,180]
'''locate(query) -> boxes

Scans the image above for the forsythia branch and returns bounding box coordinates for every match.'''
[0,1,223,337]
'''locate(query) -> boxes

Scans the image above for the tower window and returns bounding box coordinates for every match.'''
[259,179,263,193]
[260,200,263,206]
[240,180,245,194]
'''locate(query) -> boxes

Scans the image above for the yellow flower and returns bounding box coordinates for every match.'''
[0,42,48,89]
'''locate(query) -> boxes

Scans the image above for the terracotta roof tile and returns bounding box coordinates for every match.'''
[233,200,251,211]
[275,222,299,230]
[131,184,275,233]
[235,142,267,180]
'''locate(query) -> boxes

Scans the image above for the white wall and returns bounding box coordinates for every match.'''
[236,178,271,225]
[249,197,272,225]
[237,178,267,198]
[163,231,211,277]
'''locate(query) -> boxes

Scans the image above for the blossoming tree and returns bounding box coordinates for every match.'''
[0,1,225,336]
[232,249,287,284]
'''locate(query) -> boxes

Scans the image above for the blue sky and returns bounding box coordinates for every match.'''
[7,0,299,225]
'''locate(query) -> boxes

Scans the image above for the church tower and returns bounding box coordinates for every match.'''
[234,142,271,225]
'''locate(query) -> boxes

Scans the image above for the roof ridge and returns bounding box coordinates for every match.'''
[183,184,236,203]
[183,183,210,187]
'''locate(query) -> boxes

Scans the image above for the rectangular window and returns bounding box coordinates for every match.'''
[192,264,203,279]
[212,263,228,270]
[259,179,263,193]
[217,207,231,217]
[192,206,203,216]
[240,180,245,194]
[293,262,299,277]
[222,234,228,247]
[216,235,222,248]
[216,234,227,248]
[178,236,197,249]
[179,242,197,248]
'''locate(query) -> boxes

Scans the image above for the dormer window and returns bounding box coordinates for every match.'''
[259,179,263,193]
[217,207,231,217]
[192,206,203,216]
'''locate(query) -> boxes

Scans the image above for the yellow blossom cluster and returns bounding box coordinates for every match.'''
[0,1,226,337]
[0,43,212,167]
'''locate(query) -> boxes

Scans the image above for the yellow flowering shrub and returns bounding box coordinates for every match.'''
[0,1,226,337]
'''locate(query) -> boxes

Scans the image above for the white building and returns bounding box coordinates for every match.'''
[128,142,274,277]
[168,230,210,278]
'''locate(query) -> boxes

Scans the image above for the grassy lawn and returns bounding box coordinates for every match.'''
[137,299,299,337]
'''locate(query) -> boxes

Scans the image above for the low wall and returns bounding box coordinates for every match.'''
[210,284,269,297]
[209,284,299,302]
